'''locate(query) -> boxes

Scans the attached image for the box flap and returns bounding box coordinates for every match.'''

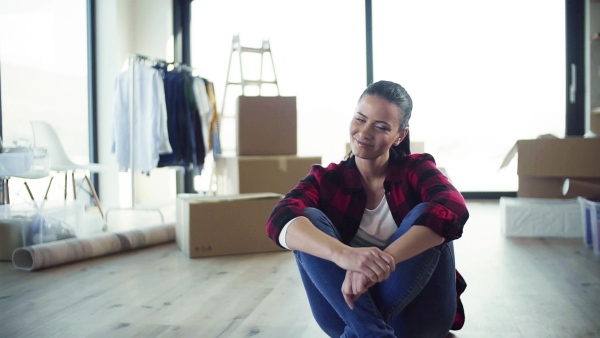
[499,134,559,169]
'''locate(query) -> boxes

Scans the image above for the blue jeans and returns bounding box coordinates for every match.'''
[294,203,457,338]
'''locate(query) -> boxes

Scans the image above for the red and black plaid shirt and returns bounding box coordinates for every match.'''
[266,149,469,330]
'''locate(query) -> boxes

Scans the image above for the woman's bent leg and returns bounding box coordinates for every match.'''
[394,242,456,338]
[294,207,395,338]
[372,203,457,338]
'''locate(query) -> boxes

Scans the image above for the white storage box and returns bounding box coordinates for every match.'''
[0,147,49,178]
[500,197,582,238]
[0,201,84,261]
[578,197,600,254]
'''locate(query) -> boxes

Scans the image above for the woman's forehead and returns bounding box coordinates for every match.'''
[357,95,401,116]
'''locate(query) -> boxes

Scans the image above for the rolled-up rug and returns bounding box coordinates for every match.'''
[12,223,175,271]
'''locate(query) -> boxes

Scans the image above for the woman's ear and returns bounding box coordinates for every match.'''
[394,128,409,146]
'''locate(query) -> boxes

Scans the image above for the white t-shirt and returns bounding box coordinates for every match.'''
[278,196,397,249]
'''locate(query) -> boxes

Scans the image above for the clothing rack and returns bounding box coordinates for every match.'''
[104,53,183,229]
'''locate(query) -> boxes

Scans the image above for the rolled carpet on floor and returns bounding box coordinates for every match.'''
[12,223,175,271]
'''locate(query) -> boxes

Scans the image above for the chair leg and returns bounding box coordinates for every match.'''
[44,176,54,200]
[64,172,68,200]
[84,175,104,220]
[72,171,77,200]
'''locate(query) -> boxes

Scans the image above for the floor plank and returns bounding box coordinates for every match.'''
[0,200,599,338]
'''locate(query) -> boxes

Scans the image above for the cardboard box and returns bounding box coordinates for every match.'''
[502,137,600,198]
[237,96,297,156]
[176,193,285,258]
[500,197,582,238]
[215,155,321,195]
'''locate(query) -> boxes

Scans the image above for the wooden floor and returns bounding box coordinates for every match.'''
[1,200,599,338]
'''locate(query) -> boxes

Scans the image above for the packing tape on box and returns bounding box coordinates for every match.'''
[277,158,288,172]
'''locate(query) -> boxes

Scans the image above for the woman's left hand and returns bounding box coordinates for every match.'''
[341,270,375,309]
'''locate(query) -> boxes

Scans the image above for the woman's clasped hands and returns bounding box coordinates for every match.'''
[333,246,396,309]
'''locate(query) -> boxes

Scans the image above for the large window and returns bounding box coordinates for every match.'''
[373,1,566,192]
[191,1,565,194]
[191,0,366,191]
[0,0,88,200]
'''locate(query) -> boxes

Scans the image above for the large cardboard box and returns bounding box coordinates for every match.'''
[176,193,285,258]
[215,155,321,195]
[237,96,297,156]
[515,137,600,198]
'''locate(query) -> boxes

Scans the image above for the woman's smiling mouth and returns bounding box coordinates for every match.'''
[355,139,372,147]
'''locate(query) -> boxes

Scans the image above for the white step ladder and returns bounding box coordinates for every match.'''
[221,34,281,115]
[208,34,281,193]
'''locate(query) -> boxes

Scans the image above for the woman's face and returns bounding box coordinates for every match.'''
[349,94,407,160]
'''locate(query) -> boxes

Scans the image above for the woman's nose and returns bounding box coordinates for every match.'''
[359,125,373,138]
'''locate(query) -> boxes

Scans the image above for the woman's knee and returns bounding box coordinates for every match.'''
[394,202,433,239]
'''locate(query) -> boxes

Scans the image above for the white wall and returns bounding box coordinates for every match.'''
[96,0,176,209]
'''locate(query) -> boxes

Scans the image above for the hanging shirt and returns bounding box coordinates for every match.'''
[112,60,172,172]
[183,73,205,173]
[158,70,206,174]
[204,80,221,155]
[192,77,213,156]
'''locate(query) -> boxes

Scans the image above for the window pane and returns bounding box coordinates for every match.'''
[0,0,88,200]
[191,0,366,170]
[0,0,88,160]
[373,1,565,192]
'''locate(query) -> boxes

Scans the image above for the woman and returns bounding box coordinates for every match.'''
[266,80,469,338]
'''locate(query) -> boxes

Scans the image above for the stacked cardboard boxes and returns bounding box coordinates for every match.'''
[215,96,321,195]
[176,96,321,257]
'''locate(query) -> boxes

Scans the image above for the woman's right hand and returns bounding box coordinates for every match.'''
[333,246,395,283]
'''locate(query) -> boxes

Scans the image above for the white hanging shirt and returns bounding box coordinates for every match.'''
[112,61,172,172]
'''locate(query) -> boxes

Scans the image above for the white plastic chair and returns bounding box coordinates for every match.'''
[30,121,105,219]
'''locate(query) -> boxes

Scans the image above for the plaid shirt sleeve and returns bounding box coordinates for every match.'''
[266,164,324,247]
[405,154,469,241]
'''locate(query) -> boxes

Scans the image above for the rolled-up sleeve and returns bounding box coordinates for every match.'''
[407,154,469,241]
[266,165,322,247]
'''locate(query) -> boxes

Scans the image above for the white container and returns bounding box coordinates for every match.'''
[578,197,600,254]
[500,197,582,238]
[0,200,84,246]
[0,147,49,178]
